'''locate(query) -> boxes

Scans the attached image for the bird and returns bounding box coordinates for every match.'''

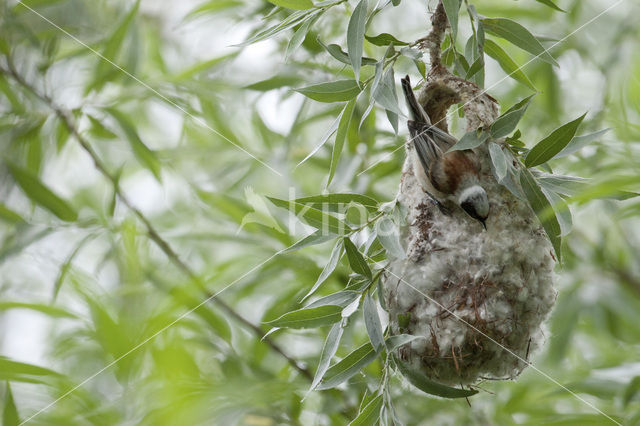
[401,75,489,229]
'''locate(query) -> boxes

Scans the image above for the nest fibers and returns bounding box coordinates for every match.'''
[383,81,557,386]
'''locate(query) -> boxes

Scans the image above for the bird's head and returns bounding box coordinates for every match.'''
[458,184,490,229]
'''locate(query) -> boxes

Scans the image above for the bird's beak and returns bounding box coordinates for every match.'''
[481,220,487,231]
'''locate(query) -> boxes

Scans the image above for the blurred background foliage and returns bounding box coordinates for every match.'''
[1,0,640,424]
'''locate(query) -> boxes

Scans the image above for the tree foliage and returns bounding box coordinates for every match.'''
[1,0,640,424]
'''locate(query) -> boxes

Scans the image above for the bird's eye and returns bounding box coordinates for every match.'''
[461,200,481,221]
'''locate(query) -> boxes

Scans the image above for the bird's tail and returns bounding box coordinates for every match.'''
[401,75,430,125]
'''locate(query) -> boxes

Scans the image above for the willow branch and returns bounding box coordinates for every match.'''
[0,63,312,381]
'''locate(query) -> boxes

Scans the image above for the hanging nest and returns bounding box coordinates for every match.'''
[382,4,557,387]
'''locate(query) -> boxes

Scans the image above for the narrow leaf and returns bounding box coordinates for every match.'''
[283,232,335,253]
[447,129,488,152]
[317,342,378,389]
[296,80,361,103]
[520,169,561,261]
[525,113,586,167]
[0,357,61,384]
[344,237,372,279]
[373,66,402,116]
[310,322,345,391]
[541,187,572,236]
[268,0,314,10]
[286,15,317,59]
[363,292,384,351]
[3,383,20,426]
[349,394,383,426]
[484,39,536,91]
[266,305,342,329]
[0,302,76,318]
[481,17,558,66]
[535,0,565,12]
[306,290,360,309]
[365,33,408,46]
[347,0,368,83]
[329,100,357,186]
[555,128,609,158]
[319,41,377,66]
[106,108,162,181]
[385,334,422,352]
[294,193,379,211]
[302,239,344,301]
[245,75,304,91]
[394,357,478,398]
[0,203,24,224]
[490,95,534,138]
[7,163,77,222]
[488,142,508,181]
[375,217,405,259]
[442,0,461,41]
[268,197,350,235]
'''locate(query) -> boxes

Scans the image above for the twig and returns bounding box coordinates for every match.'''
[0,62,313,381]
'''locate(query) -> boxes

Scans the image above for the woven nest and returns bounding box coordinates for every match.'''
[382,78,557,386]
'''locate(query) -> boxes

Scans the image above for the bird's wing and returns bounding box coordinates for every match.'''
[408,120,441,172]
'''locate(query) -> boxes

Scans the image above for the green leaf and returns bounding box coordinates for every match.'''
[488,142,508,181]
[268,0,314,10]
[329,100,357,186]
[363,292,384,351]
[268,197,351,234]
[520,168,561,261]
[295,80,362,102]
[293,193,379,211]
[623,376,640,408]
[318,41,377,66]
[484,39,536,91]
[555,128,610,158]
[283,232,335,253]
[105,108,162,181]
[525,113,586,167]
[447,129,489,152]
[347,0,368,83]
[238,9,319,46]
[87,115,117,139]
[373,66,402,116]
[535,0,565,12]
[375,217,405,259]
[0,203,24,224]
[465,56,484,80]
[442,0,461,41]
[92,0,140,92]
[541,187,572,236]
[184,0,243,20]
[7,162,77,222]
[266,305,343,329]
[0,357,61,384]
[0,302,77,318]
[481,17,558,66]
[306,290,360,309]
[316,342,378,389]
[349,394,383,426]
[3,383,20,426]
[394,357,478,398]
[302,239,344,301]
[490,95,534,138]
[286,15,318,59]
[538,174,588,196]
[385,334,422,352]
[245,75,304,91]
[344,237,372,279]
[365,32,408,46]
[310,322,345,391]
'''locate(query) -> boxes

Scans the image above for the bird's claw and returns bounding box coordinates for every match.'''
[423,190,450,215]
